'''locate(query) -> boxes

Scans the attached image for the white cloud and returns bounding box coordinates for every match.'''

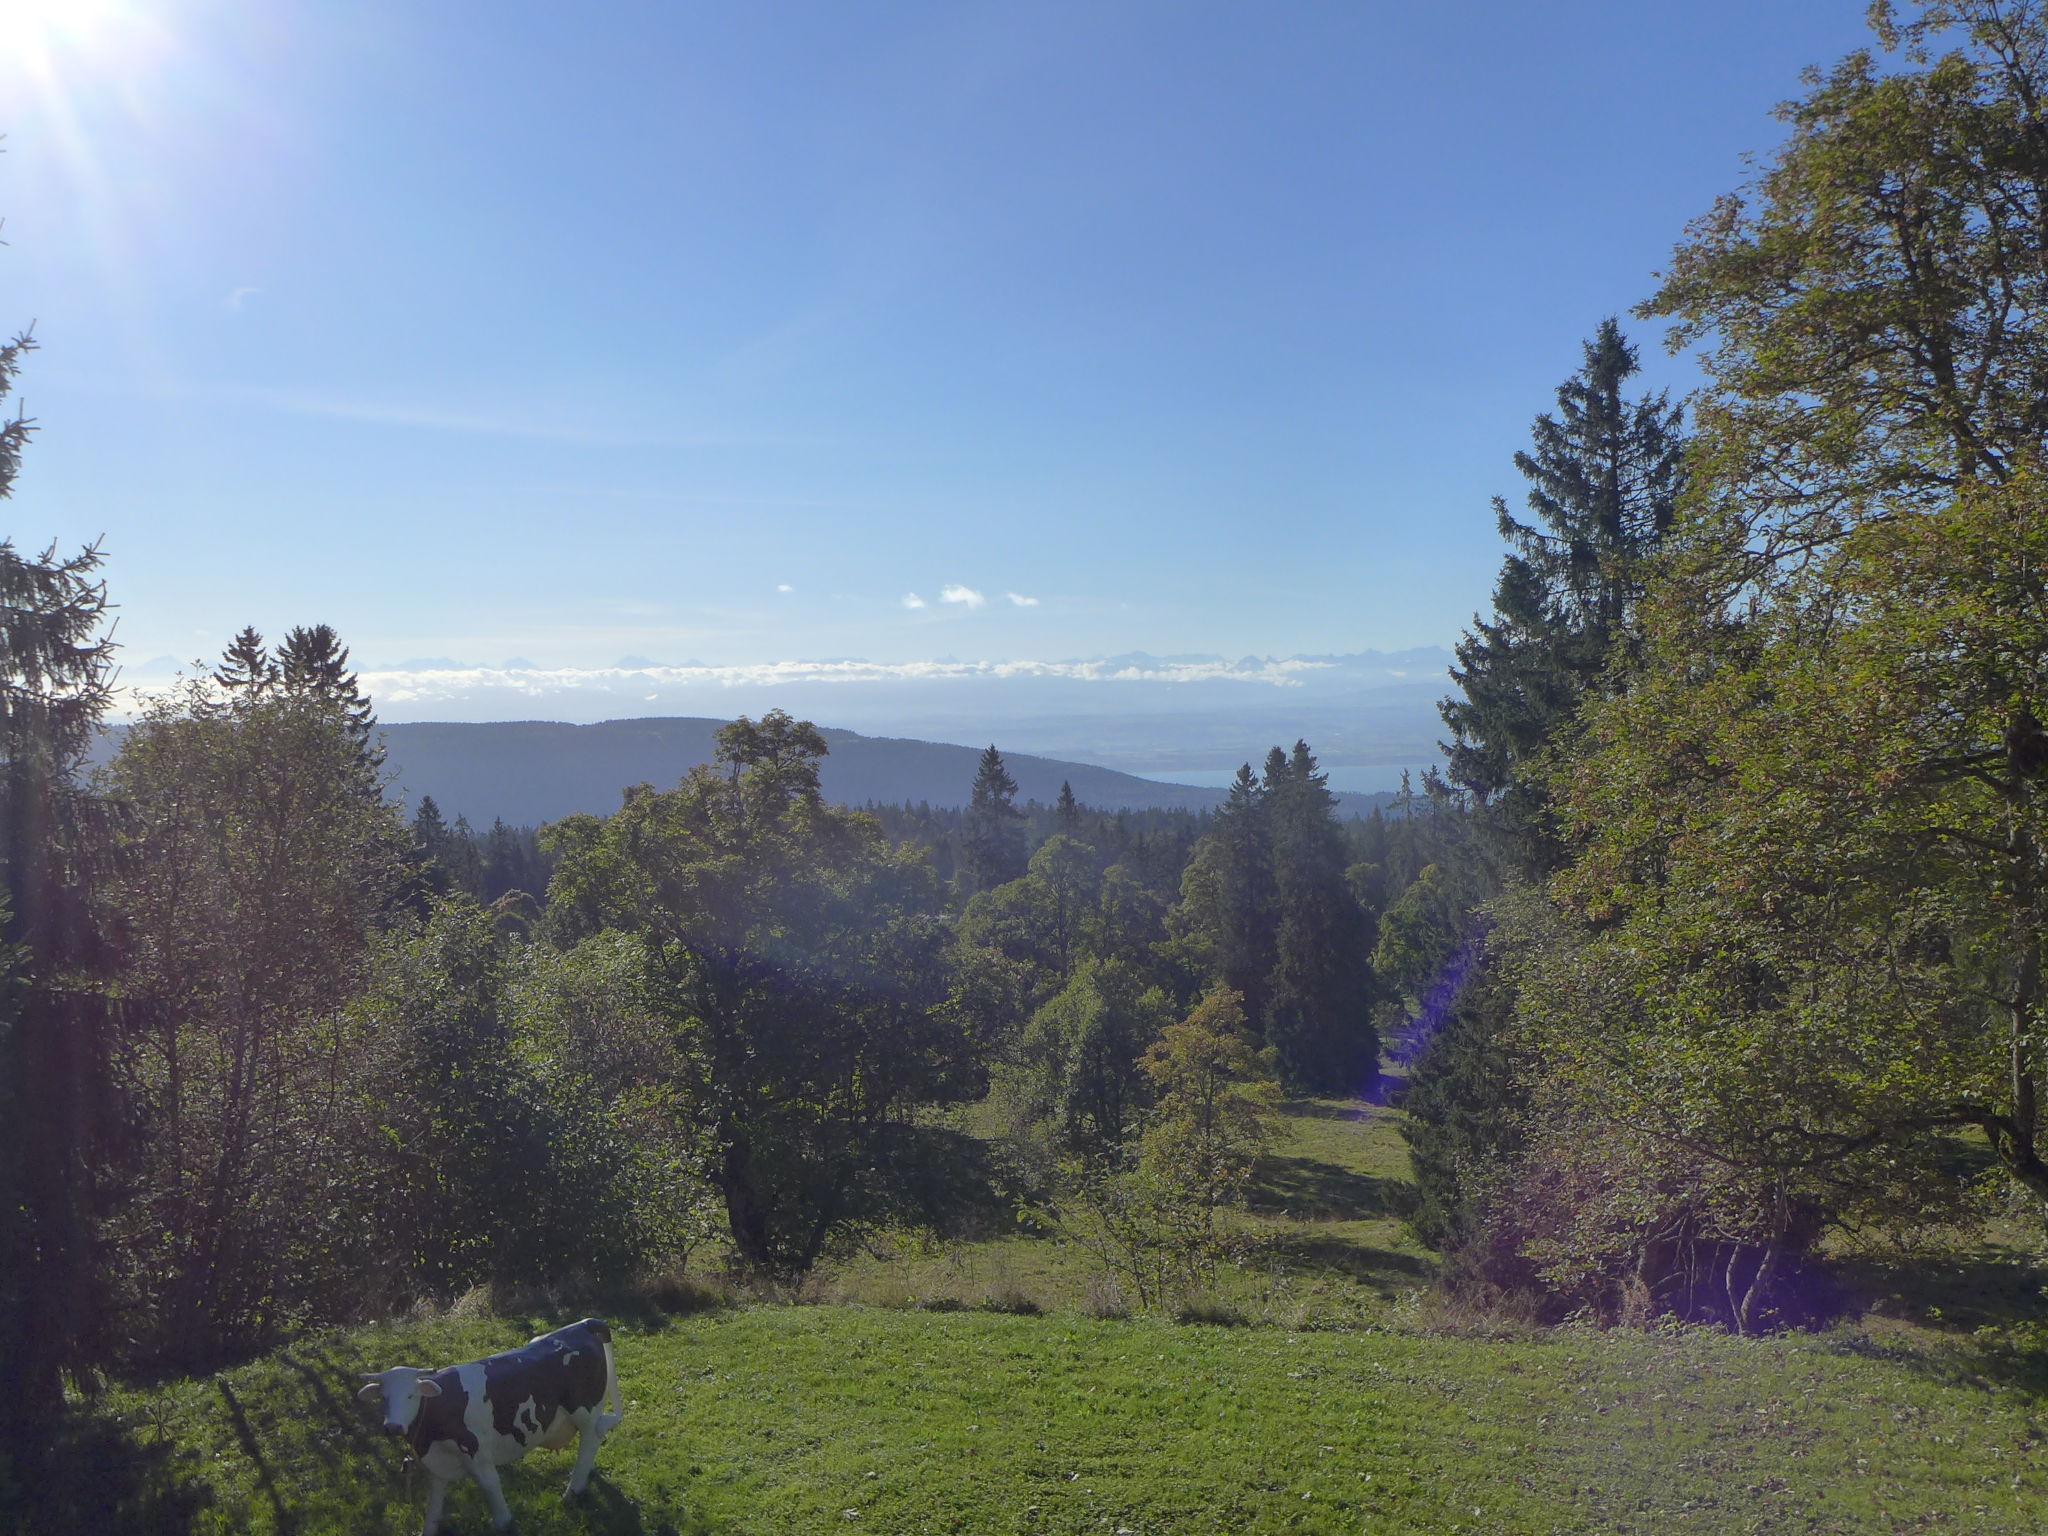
[224,286,263,311]
[108,652,1342,720]
[343,654,1330,703]
[940,584,986,609]
[902,592,927,609]
[776,583,794,593]
[1006,591,1039,608]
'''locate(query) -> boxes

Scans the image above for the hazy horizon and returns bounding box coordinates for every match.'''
[114,641,1453,777]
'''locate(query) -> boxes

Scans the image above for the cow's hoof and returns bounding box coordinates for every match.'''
[563,1482,589,1504]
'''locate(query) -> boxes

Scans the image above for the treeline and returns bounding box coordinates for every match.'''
[0,573,1455,1436]
[1400,0,2048,1331]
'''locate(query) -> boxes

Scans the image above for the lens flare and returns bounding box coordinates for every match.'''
[4,0,178,118]
[6,0,146,66]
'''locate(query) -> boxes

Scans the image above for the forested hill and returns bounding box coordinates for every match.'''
[376,716,1399,825]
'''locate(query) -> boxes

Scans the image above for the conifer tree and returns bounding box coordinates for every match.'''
[213,625,275,694]
[481,817,530,903]
[961,744,1026,893]
[1055,779,1082,836]
[1202,763,1277,1021]
[1262,741,1376,1095]
[1409,321,1681,1244]
[445,814,485,896]
[276,622,381,777]
[1440,319,1684,873]
[0,535,118,1428]
[0,323,122,1428]
[410,795,456,899]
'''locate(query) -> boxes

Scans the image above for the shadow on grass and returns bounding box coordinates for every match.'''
[4,1410,213,1536]
[1261,1230,1433,1286]
[220,1379,300,1534]
[1824,1247,2048,1400]
[1827,1325,2048,1401]
[1835,1247,2048,1336]
[1278,1099,1374,1123]
[43,1337,724,1536]
[1248,1153,1416,1222]
[292,1340,722,1535]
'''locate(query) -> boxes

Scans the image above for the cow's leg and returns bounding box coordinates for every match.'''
[564,1410,602,1499]
[469,1458,516,1531]
[420,1471,453,1536]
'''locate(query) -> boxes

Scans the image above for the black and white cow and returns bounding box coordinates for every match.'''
[357,1317,623,1535]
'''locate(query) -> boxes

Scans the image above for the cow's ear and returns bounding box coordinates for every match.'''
[416,1378,442,1397]
[356,1382,383,1402]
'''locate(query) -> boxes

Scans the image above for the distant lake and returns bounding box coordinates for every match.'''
[1136,764,1435,795]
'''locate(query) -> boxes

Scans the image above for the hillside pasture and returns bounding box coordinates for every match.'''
[25,1093,2048,1536]
[822,1095,1431,1325]
[32,1304,2048,1536]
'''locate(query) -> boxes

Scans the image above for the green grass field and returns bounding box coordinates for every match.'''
[23,1098,2048,1536]
[38,1304,2048,1535]
[819,1097,1431,1326]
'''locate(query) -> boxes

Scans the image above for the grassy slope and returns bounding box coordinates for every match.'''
[821,1097,1431,1324]
[45,1307,2048,1536]
[32,1098,2048,1535]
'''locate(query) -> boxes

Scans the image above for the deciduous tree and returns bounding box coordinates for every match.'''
[102,659,409,1363]
[545,710,981,1278]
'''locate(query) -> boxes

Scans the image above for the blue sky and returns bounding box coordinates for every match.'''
[7,0,1874,698]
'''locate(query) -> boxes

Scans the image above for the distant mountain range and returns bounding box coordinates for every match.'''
[122,646,1454,779]
[376,717,1400,827]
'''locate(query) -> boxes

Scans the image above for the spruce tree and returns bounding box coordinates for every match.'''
[0,537,118,1429]
[213,625,275,694]
[410,795,455,899]
[276,622,381,778]
[0,312,126,1437]
[1262,741,1376,1095]
[0,333,123,1428]
[961,745,1026,893]
[1205,763,1277,1022]
[1398,958,1521,1248]
[445,814,485,896]
[482,817,524,903]
[1410,320,1680,1244]
[1440,318,1684,873]
[1055,779,1082,837]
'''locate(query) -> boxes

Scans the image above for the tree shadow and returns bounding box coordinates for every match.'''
[127,1339,705,1536]
[1277,1098,1374,1123]
[1826,1325,2048,1400]
[1248,1154,1415,1222]
[278,1350,405,1469]
[1822,1247,2048,1399]
[5,1408,213,1536]
[220,1379,300,1534]
[1260,1230,1433,1287]
[1833,1247,2048,1337]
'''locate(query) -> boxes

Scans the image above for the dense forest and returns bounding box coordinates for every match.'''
[9,0,2048,1495]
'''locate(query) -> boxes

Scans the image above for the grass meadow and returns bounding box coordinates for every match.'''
[24,1098,2048,1536]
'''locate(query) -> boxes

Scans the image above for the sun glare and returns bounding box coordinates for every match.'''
[5,0,161,83]
[5,0,130,41]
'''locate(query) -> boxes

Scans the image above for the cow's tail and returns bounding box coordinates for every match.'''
[598,1336,624,1437]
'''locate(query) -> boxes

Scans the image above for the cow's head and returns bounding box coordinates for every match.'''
[356,1367,442,1436]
